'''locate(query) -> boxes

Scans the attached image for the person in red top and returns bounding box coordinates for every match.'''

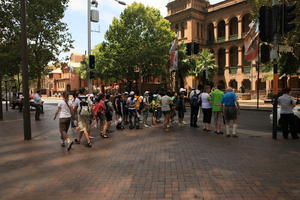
[93,94,107,137]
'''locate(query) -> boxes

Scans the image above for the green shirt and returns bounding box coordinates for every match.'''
[210,89,224,112]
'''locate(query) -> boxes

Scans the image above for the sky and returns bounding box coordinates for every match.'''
[62,0,222,59]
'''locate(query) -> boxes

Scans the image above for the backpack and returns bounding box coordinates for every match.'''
[139,96,145,110]
[79,101,91,117]
[104,101,112,116]
[190,92,199,107]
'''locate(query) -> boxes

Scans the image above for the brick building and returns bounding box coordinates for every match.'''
[166,0,299,96]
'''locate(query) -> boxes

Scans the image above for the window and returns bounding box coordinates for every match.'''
[181,22,185,39]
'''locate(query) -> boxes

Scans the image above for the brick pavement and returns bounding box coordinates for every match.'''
[0,105,299,200]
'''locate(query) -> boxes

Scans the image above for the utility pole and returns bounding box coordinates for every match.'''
[87,0,92,92]
[272,0,280,140]
[20,0,32,140]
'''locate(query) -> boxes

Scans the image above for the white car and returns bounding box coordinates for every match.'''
[270,105,300,132]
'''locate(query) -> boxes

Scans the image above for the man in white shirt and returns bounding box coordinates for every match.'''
[33,90,42,120]
[54,92,74,150]
[278,88,299,139]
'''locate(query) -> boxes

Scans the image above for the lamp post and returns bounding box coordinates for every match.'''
[87,0,126,92]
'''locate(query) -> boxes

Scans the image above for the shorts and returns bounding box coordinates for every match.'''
[202,108,212,123]
[105,113,113,122]
[213,112,222,122]
[224,106,237,121]
[59,118,71,133]
[163,111,171,116]
[78,116,90,132]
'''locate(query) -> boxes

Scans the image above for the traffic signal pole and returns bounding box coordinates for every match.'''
[272,0,279,140]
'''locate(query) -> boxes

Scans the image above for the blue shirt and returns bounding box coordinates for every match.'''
[221,92,237,106]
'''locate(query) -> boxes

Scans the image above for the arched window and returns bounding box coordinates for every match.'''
[242,13,251,34]
[217,20,225,39]
[229,17,238,39]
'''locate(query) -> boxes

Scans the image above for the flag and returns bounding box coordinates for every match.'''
[169,34,178,72]
[244,22,259,61]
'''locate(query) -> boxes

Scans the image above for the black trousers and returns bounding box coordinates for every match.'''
[281,113,298,139]
[35,104,41,120]
[190,105,199,127]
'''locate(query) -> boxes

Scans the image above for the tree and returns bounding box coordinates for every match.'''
[189,49,217,85]
[95,3,174,92]
[0,0,73,90]
[278,52,300,88]
[175,43,194,89]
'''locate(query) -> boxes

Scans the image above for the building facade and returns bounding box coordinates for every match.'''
[166,0,272,95]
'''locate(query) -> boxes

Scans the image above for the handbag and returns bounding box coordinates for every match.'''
[65,100,75,120]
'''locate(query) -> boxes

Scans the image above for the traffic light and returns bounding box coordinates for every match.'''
[89,55,95,69]
[259,6,274,43]
[260,44,271,64]
[282,4,296,34]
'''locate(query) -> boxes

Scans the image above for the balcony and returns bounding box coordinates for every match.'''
[229,34,238,41]
[242,66,251,73]
[217,68,225,75]
[229,67,238,74]
[258,66,267,72]
[217,37,225,43]
[206,40,214,45]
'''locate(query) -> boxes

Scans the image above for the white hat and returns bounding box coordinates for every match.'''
[124,92,129,95]
[130,91,135,95]
[179,88,186,93]
[144,91,149,94]
[153,94,157,98]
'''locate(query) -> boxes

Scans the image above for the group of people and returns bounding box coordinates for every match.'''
[189,85,240,137]
[53,86,244,151]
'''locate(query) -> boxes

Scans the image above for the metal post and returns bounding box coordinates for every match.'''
[272,0,279,140]
[0,75,3,120]
[88,0,92,92]
[21,0,32,140]
[5,81,8,111]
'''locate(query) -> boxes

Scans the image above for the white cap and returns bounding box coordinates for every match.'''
[124,92,129,95]
[179,88,186,93]
[144,91,149,94]
[130,91,135,95]
[153,94,157,98]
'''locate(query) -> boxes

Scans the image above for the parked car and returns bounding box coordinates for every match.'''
[11,92,44,112]
[270,105,300,133]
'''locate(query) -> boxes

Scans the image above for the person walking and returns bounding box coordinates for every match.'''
[200,86,212,132]
[74,96,93,147]
[210,85,224,134]
[114,94,124,130]
[71,92,80,129]
[93,94,107,138]
[161,91,173,131]
[189,88,200,127]
[54,92,74,151]
[221,87,240,137]
[150,94,159,126]
[278,88,299,139]
[176,88,186,127]
[122,92,129,125]
[127,91,139,129]
[142,91,151,128]
[103,94,114,137]
[33,90,42,120]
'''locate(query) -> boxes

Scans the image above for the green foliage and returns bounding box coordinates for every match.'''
[93,3,174,87]
[278,52,300,76]
[189,49,217,81]
[0,0,73,89]
[177,43,194,88]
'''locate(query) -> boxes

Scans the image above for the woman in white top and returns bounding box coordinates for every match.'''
[54,92,74,151]
[200,86,212,131]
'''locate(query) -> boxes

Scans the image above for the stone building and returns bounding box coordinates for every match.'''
[166,0,275,95]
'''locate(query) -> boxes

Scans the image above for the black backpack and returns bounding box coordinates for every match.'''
[190,92,199,107]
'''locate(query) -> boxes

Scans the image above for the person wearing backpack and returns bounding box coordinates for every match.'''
[74,96,92,147]
[177,88,186,127]
[53,92,74,151]
[103,94,114,137]
[93,94,107,138]
[189,88,200,128]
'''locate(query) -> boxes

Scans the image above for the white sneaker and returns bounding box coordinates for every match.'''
[144,124,150,128]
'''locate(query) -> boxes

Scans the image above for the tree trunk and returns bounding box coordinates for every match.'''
[0,75,3,120]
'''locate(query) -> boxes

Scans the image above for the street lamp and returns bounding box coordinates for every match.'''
[87,0,126,92]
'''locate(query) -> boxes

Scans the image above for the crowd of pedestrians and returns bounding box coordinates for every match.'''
[53,85,299,151]
[52,86,245,151]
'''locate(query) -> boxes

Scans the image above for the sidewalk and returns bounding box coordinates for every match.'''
[0,105,299,200]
